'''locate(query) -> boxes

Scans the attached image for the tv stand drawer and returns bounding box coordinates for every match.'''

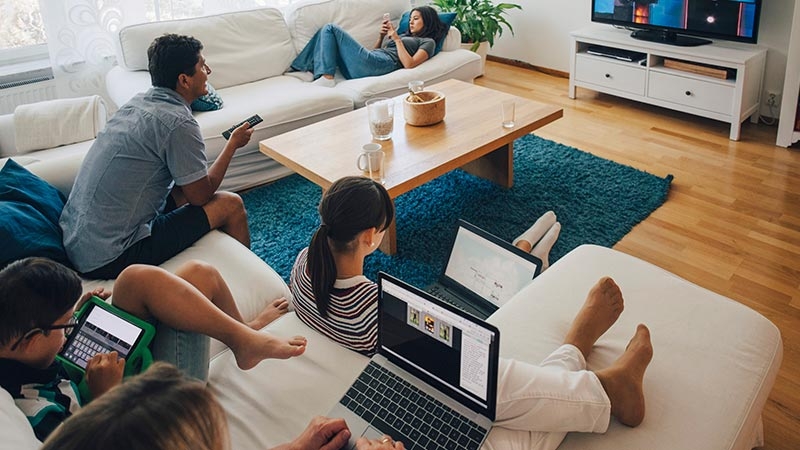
[575,55,646,96]
[648,72,734,115]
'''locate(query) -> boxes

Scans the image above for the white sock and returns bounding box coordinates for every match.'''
[531,222,561,271]
[512,210,557,247]
[285,71,314,82]
[312,76,336,88]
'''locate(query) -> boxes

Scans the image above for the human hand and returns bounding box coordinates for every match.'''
[386,21,399,41]
[85,351,125,400]
[277,416,350,450]
[229,121,254,149]
[77,287,111,309]
[355,435,405,450]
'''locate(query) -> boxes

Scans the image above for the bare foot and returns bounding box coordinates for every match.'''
[595,324,653,427]
[563,277,624,358]
[247,298,290,330]
[231,332,307,370]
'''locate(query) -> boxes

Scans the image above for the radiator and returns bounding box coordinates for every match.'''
[0,79,58,115]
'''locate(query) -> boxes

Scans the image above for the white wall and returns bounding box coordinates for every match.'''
[489,0,796,116]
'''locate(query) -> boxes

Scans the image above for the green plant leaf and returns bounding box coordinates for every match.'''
[431,0,521,46]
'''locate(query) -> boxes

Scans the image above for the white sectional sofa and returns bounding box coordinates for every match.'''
[0,153,783,450]
[105,0,482,192]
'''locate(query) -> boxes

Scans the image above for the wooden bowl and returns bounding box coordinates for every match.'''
[403,90,446,126]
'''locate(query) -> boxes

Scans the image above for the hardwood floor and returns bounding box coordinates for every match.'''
[476,60,800,450]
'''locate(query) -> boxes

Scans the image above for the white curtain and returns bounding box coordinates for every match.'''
[38,0,146,101]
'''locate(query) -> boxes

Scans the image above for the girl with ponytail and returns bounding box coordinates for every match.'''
[290,176,394,354]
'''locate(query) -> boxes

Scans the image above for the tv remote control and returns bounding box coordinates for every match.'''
[222,114,263,140]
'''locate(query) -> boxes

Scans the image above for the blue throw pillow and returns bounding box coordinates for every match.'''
[397,11,457,56]
[191,83,224,112]
[0,159,71,268]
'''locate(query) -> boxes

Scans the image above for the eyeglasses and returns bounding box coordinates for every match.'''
[9,316,79,351]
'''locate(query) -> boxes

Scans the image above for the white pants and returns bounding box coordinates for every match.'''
[483,344,611,450]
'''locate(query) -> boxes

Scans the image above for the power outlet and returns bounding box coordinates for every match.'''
[765,90,781,108]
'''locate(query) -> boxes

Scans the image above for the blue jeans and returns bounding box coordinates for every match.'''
[291,24,399,80]
[151,323,210,381]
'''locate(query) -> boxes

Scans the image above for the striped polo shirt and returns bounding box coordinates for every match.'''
[290,247,378,355]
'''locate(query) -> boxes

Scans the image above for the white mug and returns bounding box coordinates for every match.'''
[356,143,385,184]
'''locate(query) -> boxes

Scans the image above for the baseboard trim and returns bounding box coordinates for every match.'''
[486,55,569,79]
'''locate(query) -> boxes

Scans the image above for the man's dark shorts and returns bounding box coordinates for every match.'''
[83,197,210,279]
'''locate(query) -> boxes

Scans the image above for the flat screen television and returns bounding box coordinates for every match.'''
[591,0,762,46]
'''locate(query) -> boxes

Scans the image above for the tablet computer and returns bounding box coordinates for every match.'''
[57,296,155,380]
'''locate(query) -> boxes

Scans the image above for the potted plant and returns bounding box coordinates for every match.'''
[431,0,521,73]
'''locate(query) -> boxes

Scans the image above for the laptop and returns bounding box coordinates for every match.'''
[427,220,543,319]
[57,296,155,382]
[329,272,500,450]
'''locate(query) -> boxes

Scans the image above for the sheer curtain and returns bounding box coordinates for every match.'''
[39,0,146,100]
[37,0,298,101]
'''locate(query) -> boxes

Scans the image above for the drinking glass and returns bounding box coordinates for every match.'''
[366,97,394,140]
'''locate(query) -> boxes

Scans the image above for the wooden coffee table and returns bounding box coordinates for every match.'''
[260,79,562,254]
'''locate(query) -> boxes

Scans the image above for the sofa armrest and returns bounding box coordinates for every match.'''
[0,114,15,158]
[441,26,463,53]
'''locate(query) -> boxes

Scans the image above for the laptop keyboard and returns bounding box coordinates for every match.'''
[340,361,488,450]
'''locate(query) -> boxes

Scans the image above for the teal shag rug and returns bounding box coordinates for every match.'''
[243,134,673,287]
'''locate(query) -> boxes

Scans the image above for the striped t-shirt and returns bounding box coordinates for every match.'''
[290,247,378,355]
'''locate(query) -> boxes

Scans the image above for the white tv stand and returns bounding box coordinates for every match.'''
[569,26,767,141]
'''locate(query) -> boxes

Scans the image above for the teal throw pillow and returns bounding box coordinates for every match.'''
[191,83,224,112]
[0,159,71,268]
[397,11,457,56]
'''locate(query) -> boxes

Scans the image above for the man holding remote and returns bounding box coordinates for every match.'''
[61,34,253,279]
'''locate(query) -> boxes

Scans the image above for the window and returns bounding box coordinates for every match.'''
[0,0,48,64]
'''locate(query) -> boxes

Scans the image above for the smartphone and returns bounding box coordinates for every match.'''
[383,12,390,22]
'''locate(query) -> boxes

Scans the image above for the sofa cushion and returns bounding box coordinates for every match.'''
[397,10,457,55]
[196,76,354,162]
[191,82,224,111]
[0,159,70,268]
[12,96,106,154]
[115,7,295,89]
[285,0,409,54]
[0,388,40,450]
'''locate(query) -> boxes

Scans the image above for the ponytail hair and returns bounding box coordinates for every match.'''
[307,177,394,316]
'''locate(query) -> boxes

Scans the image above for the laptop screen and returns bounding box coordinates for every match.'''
[60,302,146,369]
[443,222,541,307]
[378,273,499,420]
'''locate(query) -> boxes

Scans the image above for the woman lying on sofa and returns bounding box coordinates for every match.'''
[289,176,654,449]
[288,6,449,87]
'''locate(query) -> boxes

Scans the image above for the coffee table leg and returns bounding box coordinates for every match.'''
[378,211,397,255]
[461,142,514,188]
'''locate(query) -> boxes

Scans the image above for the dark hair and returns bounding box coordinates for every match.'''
[0,257,82,346]
[41,362,228,450]
[147,34,204,90]
[308,177,394,316]
[409,6,449,43]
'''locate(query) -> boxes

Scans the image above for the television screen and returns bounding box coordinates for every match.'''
[592,0,761,46]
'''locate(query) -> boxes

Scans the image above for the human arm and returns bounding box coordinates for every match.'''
[385,22,429,69]
[269,416,351,450]
[84,352,125,400]
[179,122,253,206]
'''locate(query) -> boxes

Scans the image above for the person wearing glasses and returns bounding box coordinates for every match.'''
[60,33,254,280]
[0,257,307,442]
